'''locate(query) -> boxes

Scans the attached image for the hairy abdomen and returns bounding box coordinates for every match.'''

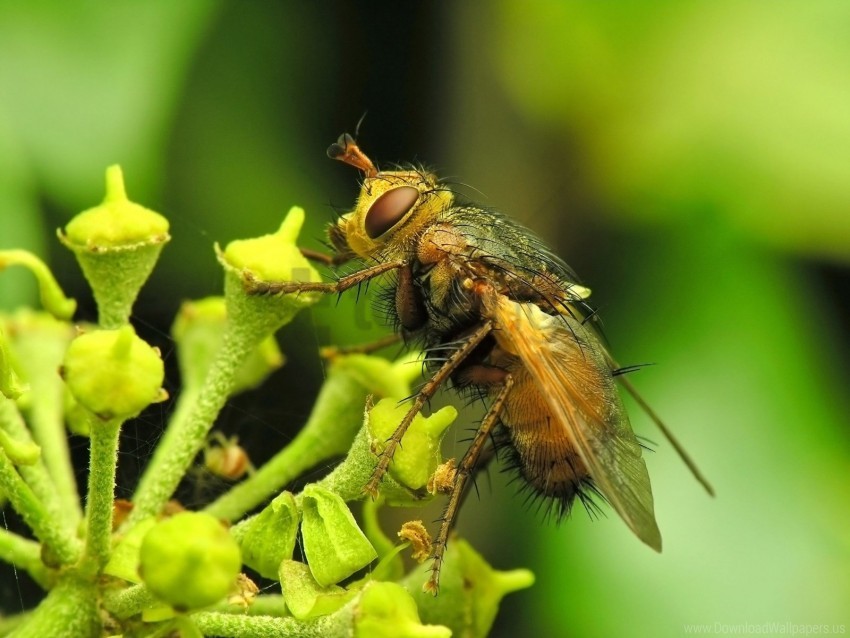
[498,363,590,503]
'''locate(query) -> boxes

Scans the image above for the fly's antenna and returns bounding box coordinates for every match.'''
[327,131,378,178]
[617,375,715,497]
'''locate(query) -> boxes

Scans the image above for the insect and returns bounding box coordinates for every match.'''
[247,132,712,592]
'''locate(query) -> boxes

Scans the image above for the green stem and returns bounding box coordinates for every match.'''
[0,610,30,636]
[0,528,49,588]
[191,609,352,638]
[205,421,332,522]
[0,448,81,566]
[26,369,81,526]
[10,576,99,638]
[102,583,159,620]
[0,398,75,539]
[9,317,81,525]
[82,417,122,573]
[204,366,368,522]
[127,321,257,528]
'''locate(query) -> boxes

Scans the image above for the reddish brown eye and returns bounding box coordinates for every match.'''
[365,186,419,238]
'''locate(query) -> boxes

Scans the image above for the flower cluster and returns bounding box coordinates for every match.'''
[0,166,532,637]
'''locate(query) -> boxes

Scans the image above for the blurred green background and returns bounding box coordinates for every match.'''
[1,2,848,636]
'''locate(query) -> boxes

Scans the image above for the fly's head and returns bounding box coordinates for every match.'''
[327,133,454,260]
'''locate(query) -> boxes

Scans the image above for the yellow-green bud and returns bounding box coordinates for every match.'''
[171,297,284,393]
[368,399,457,492]
[58,165,170,328]
[138,512,241,611]
[62,326,166,420]
[354,582,451,638]
[237,491,299,580]
[63,165,169,249]
[300,484,378,587]
[403,538,534,638]
[222,206,319,287]
[279,560,356,620]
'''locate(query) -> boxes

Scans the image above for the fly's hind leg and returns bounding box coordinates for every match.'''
[425,371,514,594]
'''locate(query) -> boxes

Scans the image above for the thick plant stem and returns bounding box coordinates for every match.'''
[127,323,257,528]
[0,448,81,566]
[11,576,99,638]
[191,609,352,638]
[82,417,122,573]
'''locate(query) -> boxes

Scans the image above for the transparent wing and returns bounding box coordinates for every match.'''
[484,292,662,550]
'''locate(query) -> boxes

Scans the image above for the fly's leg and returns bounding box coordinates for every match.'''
[363,320,494,497]
[299,248,351,267]
[243,259,405,296]
[319,333,402,359]
[425,373,514,594]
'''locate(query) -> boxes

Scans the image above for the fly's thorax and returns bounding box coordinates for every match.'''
[332,169,454,260]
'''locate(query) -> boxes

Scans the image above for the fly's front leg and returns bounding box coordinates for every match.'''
[425,372,514,594]
[364,321,494,497]
[243,259,405,296]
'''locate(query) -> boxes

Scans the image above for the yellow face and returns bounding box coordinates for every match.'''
[333,169,454,259]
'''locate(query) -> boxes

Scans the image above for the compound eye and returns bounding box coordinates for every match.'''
[364,186,419,238]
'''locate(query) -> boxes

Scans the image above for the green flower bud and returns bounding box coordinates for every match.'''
[0,250,76,321]
[62,326,166,420]
[354,582,451,638]
[402,538,535,638]
[222,206,319,286]
[368,399,457,493]
[58,165,170,328]
[63,166,169,248]
[300,484,378,587]
[171,297,284,393]
[138,512,242,611]
[213,207,322,357]
[236,491,299,580]
[279,560,356,620]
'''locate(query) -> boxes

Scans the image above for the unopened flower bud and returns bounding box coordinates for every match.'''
[59,166,169,328]
[368,399,456,493]
[62,326,166,421]
[138,512,241,611]
[222,206,320,292]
